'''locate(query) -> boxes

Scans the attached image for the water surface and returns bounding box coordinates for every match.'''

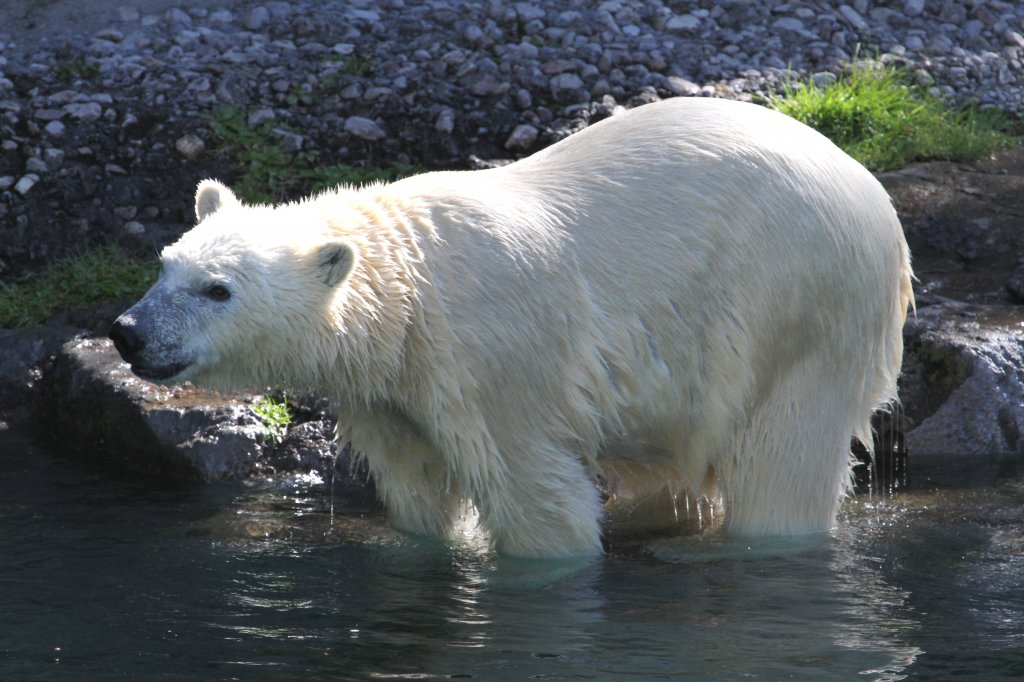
[1,429,1022,680]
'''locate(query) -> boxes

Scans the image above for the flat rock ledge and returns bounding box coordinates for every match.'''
[38,337,270,480]
[30,336,366,487]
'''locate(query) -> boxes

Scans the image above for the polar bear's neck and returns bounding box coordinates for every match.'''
[316,186,434,408]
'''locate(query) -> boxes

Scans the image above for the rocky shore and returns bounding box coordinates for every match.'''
[1,0,1024,483]
[1,0,1023,275]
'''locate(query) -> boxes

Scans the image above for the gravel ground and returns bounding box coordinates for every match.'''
[0,0,1022,277]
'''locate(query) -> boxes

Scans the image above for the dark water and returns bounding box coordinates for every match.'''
[2,429,1023,681]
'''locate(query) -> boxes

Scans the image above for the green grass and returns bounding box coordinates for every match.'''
[770,63,1020,171]
[53,42,100,82]
[252,392,293,444]
[0,246,158,329]
[208,105,417,204]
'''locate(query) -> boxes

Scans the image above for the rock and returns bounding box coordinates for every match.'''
[1008,264,1024,301]
[247,107,276,126]
[42,148,64,169]
[0,326,86,421]
[25,157,48,174]
[665,75,700,96]
[903,0,925,17]
[174,133,205,161]
[550,72,586,101]
[44,120,66,137]
[344,115,386,141]
[666,14,700,33]
[63,102,103,121]
[34,108,64,121]
[468,72,504,96]
[504,123,538,150]
[903,304,1024,456]
[270,127,304,151]
[811,71,838,88]
[773,18,805,33]
[435,106,455,134]
[14,174,39,195]
[165,7,191,26]
[38,338,270,481]
[838,5,869,32]
[244,6,271,31]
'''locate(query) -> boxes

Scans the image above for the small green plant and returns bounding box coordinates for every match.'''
[0,246,158,329]
[253,392,293,444]
[208,105,295,204]
[338,53,375,78]
[53,43,100,83]
[208,104,420,203]
[770,63,1020,171]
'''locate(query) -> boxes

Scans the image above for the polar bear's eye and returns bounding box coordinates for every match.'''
[204,284,231,301]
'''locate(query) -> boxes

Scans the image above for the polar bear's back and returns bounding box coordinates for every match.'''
[490,98,908,394]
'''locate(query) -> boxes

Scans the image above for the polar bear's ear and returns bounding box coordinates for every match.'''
[195,179,240,222]
[316,241,356,287]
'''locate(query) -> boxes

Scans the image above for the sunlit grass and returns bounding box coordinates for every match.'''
[253,392,293,444]
[208,105,418,204]
[770,63,1020,171]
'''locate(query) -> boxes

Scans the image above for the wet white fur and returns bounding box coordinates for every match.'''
[147,98,913,557]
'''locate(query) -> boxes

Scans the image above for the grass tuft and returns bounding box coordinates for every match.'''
[770,63,1020,171]
[208,105,417,204]
[0,246,158,329]
[252,392,293,444]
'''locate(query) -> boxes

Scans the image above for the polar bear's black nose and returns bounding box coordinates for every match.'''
[109,318,144,361]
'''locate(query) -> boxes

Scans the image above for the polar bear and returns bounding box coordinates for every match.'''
[110,97,913,558]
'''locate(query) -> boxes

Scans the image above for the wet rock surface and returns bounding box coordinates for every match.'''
[901,303,1024,456]
[880,148,1024,458]
[39,337,269,481]
[27,335,364,485]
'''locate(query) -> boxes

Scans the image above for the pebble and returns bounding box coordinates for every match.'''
[666,15,701,33]
[14,174,39,195]
[435,107,455,134]
[904,0,925,17]
[63,102,102,121]
[25,158,48,174]
[344,116,386,141]
[122,221,146,235]
[504,123,539,150]
[175,133,206,161]
[44,120,65,137]
[665,76,700,96]
[244,7,271,31]
[247,108,276,127]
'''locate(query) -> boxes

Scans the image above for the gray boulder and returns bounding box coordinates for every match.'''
[38,337,270,481]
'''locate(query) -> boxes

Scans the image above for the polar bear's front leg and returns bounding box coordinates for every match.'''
[342,408,460,541]
[472,440,605,558]
[367,450,460,540]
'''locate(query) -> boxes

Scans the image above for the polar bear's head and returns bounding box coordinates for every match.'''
[109,180,359,391]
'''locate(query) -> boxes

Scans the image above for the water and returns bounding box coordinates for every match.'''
[2,429,1023,681]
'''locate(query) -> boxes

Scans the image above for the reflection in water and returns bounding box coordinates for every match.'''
[1,429,1023,681]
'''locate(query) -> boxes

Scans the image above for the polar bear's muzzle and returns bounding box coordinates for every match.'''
[109,309,194,383]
